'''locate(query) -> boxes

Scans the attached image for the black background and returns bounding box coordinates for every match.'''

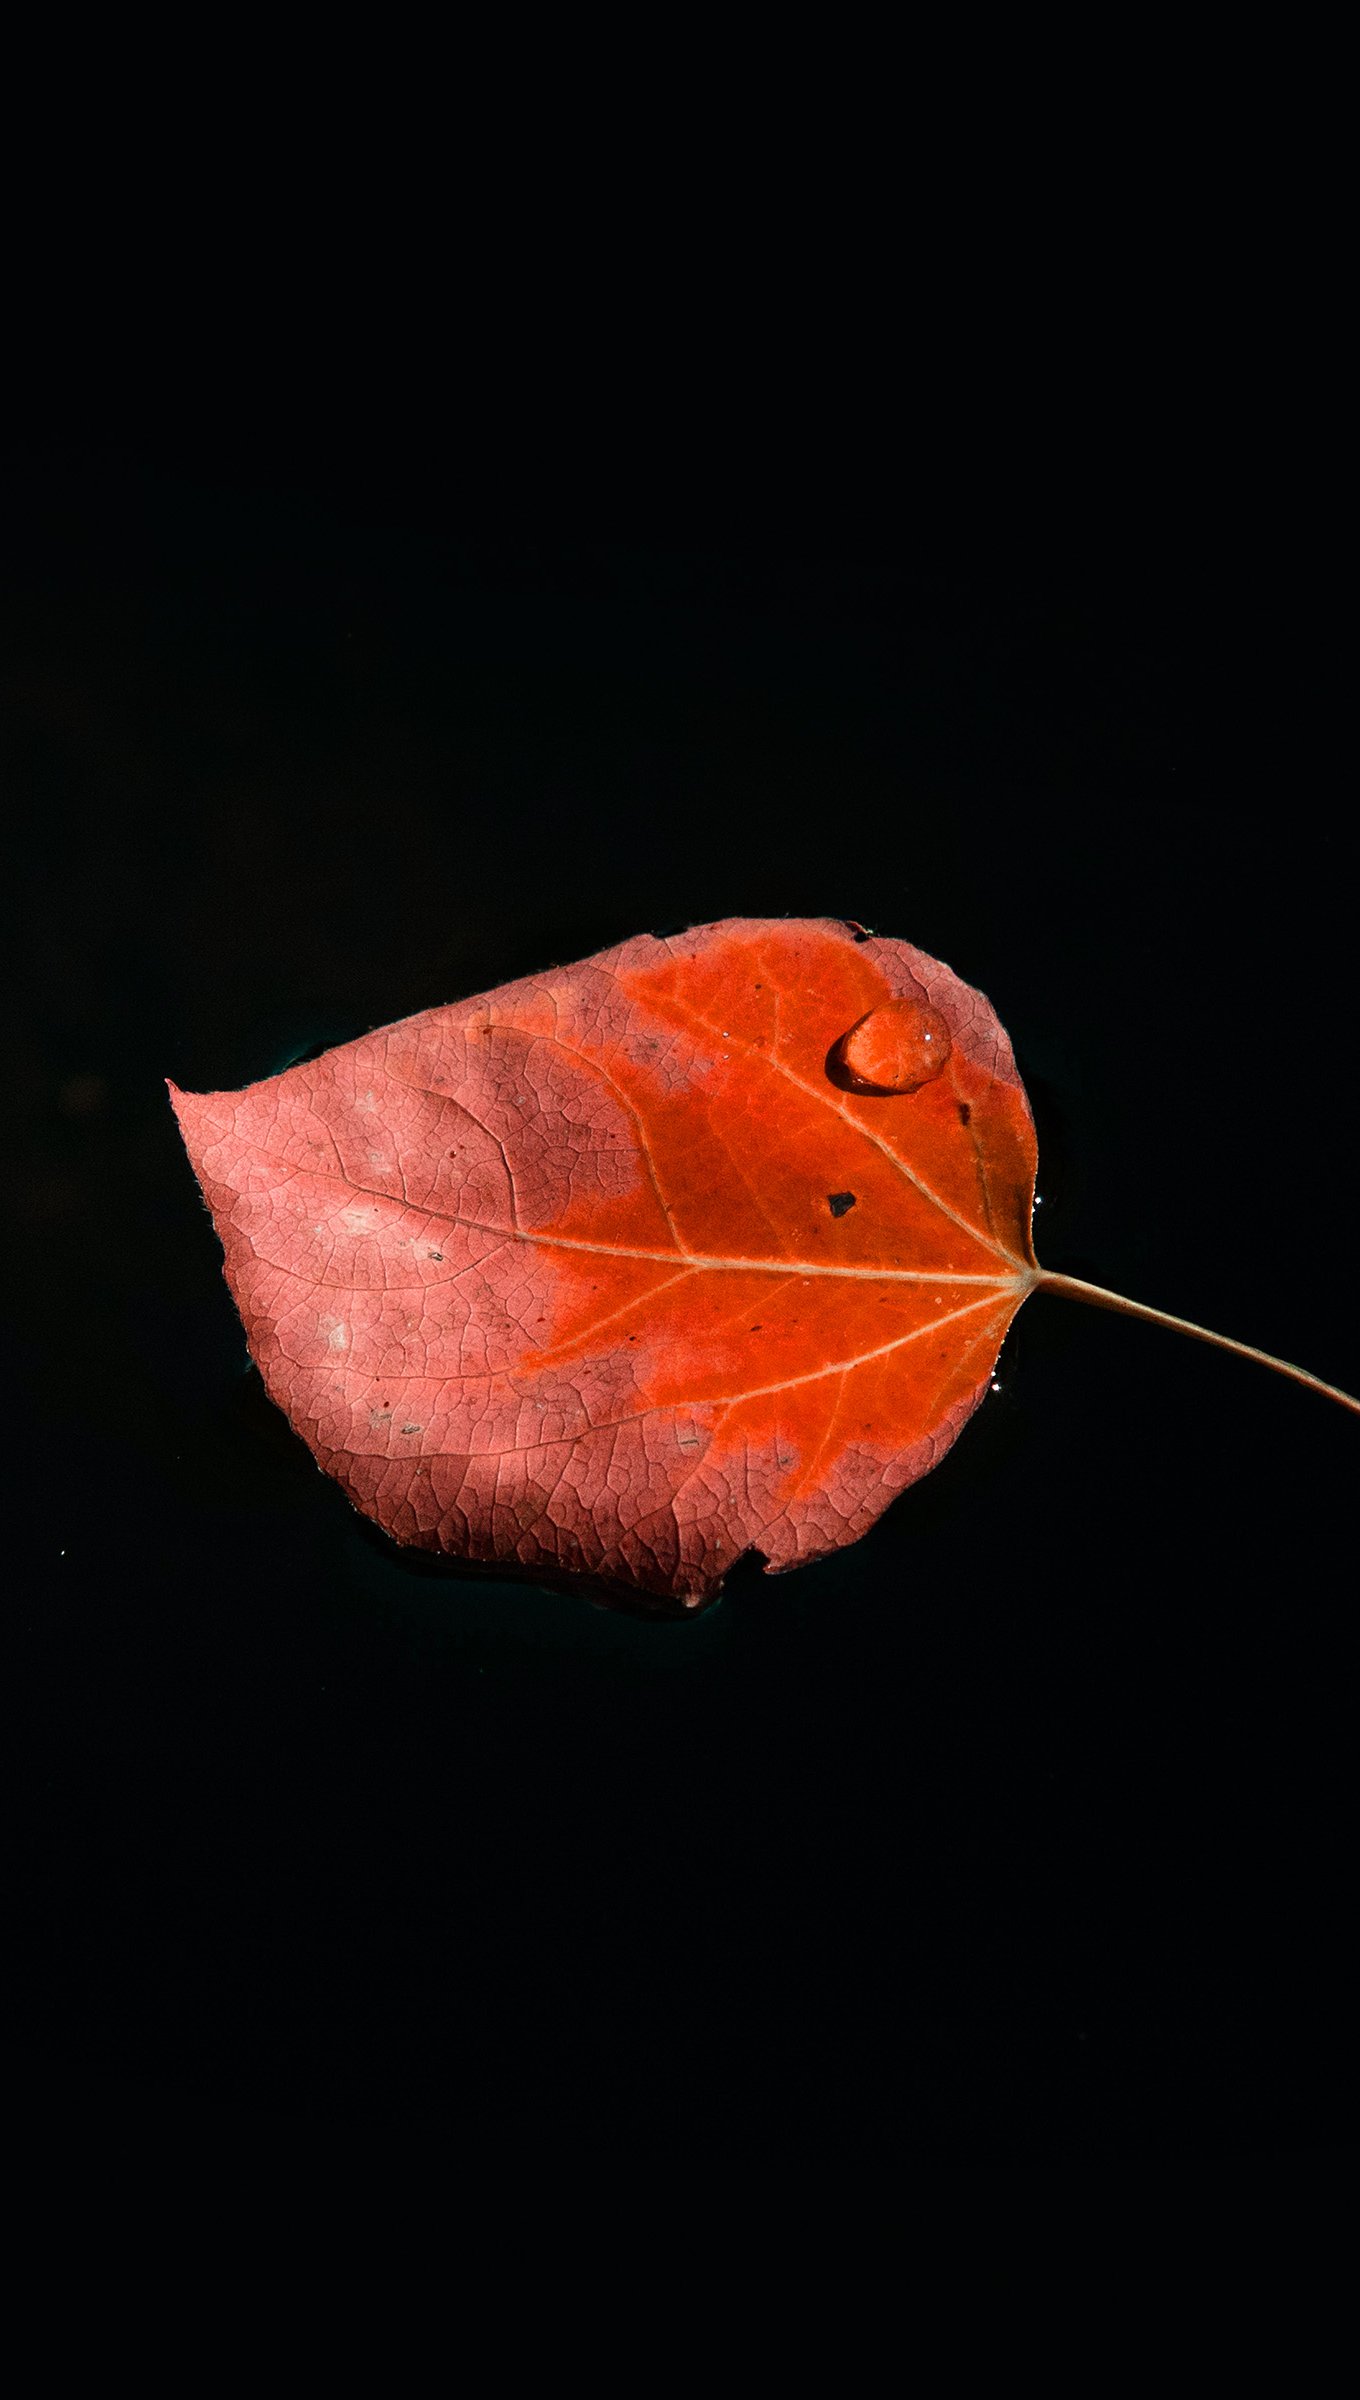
[4,432,1355,2175]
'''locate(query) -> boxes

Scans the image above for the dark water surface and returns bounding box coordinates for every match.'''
[4,449,1355,2172]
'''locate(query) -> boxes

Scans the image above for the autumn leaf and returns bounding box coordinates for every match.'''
[169,917,1358,1610]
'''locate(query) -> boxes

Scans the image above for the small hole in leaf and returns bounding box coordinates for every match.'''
[828,1192,857,1218]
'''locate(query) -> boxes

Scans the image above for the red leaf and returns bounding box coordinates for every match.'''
[170,919,1039,1606]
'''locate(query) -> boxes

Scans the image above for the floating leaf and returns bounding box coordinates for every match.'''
[170,918,1357,1609]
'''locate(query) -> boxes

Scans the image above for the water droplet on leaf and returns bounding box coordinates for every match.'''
[827,996,952,1094]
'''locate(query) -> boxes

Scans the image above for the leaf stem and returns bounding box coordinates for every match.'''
[1033,1271,1360,1418]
